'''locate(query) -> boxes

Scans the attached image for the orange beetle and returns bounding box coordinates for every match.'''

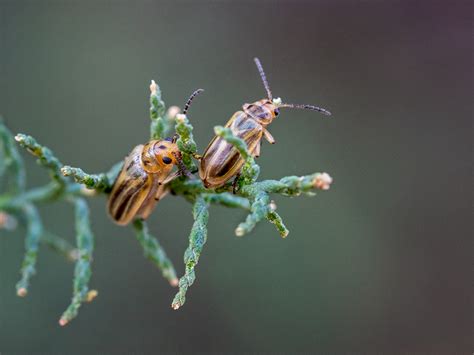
[108,89,203,225]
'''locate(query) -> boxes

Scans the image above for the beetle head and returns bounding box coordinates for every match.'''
[153,138,181,167]
[141,87,204,174]
[141,138,180,173]
[243,99,280,126]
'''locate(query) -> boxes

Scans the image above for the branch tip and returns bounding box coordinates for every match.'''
[80,187,98,196]
[17,287,27,297]
[269,200,277,211]
[0,212,17,230]
[314,172,333,190]
[150,80,158,95]
[85,289,98,302]
[60,166,71,176]
[166,106,181,120]
[235,227,245,237]
[176,113,186,123]
[68,249,80,261]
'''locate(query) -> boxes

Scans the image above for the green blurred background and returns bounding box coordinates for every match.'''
[0,1,471,353]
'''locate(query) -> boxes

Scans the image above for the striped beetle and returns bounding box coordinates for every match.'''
[199,58,331,189]
[108,89,203,225]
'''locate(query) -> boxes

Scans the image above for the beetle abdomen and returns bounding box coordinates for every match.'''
[108,145,153,225]
[199,112,263,188]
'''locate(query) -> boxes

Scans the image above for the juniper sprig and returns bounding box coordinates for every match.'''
[0,79,332,324]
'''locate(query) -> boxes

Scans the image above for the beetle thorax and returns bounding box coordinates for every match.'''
[140,140,179,173]
[242,99,278,126]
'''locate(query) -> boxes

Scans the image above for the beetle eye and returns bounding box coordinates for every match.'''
[274,108,280,116]
[162,156,172,164]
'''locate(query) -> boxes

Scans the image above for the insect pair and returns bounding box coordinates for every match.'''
[108,58,331,225]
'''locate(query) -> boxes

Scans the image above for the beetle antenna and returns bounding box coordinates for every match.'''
[183,89,204,115]
[254,57,273,100]
[280,103,331,116]
[172,152,194,179]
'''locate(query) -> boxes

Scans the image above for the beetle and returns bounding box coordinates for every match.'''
[198,58,331,189]
[108,89,203,225]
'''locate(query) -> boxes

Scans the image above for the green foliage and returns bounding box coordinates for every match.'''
[133,218,178,286]
[59,198,95,326]
[0,120,97,324]
[171,195,209,310]
[0,80,332,325]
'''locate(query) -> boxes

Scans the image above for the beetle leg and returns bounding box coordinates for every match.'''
[174,155,195,179]
[192,152,202,160]
[232,173,241,194]
[180,168,195,179]
[254,142,261,158]
[154,185,169,201]
[263,128,276,144]
[159,171,180,185]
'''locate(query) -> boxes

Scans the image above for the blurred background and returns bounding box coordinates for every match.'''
[0,0,471,353]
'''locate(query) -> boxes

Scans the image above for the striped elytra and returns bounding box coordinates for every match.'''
[199,111,263,188]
